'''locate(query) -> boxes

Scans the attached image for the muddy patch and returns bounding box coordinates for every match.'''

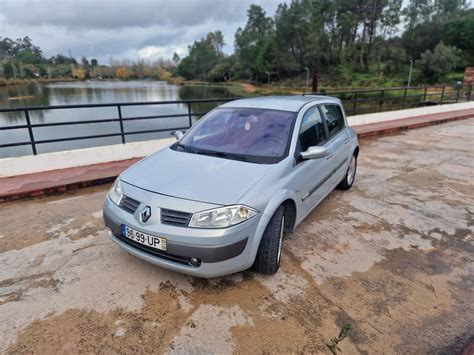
[8,285,189,354]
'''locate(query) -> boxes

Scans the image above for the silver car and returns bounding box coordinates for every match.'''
[103,95,359,278]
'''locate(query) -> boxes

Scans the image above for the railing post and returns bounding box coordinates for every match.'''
[455,85,461,103]
[379,89,384,112]
[440,85,445,104]
[352,91,358,115]
[401,87,408,109]
[117,105,125,144]
[422,87,428,106]
[24,110,37,155]
[468,85,472,102]
[187,102,193,127]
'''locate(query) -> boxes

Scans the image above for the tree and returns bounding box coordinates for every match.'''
[2,63,14,79]
[172,52,180,66]
[274,0,334,91]
[443,9,474,63]
[0,37,15,60]
[52,54,77,65]
[418,41,461,82]
[206,31,225,55]
[402,19,444,59]
[433,0,467,16]
[81,56,90,67]
[115,67,134,79]
[234,4,274,80]
[16,49,42,64]
[403,0,434,31]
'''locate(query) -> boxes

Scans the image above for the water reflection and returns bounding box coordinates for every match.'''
[0,81,230,158]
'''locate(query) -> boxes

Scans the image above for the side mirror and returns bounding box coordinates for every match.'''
[171,130,184,141]
[300,146,328,160]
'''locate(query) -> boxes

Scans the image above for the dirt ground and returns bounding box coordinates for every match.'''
[0,119,473,354]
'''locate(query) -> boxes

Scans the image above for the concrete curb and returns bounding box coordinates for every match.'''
[355,108,474,138]
[1,109,473,203]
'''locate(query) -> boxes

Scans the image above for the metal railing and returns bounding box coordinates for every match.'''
[0,98,238,156]
[0,84,472,157]
[319,84,472,116]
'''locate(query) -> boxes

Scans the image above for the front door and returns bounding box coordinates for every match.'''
[292,105,334,218]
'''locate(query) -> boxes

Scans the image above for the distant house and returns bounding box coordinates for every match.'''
[72,67,86,80]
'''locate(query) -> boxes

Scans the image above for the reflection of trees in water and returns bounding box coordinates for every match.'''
[1,82,234,158]
[0,83,50,123]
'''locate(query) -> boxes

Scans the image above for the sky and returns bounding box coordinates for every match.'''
[0,0,281,65]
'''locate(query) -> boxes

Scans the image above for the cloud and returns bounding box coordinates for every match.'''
[0,0,280,64]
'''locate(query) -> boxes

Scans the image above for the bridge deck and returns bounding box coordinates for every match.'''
[0,119,473,353]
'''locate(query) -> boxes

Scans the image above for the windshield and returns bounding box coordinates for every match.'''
[175,107,297,164]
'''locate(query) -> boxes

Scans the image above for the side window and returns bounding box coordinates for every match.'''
[321,105,345,138]
[298,106,326,151]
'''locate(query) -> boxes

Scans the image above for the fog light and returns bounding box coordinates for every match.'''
[188,257,201,267]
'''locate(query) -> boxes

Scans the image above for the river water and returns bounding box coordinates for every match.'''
[0,81,231,158]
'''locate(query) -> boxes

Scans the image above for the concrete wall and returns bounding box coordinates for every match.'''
[1,102,473,178]
[0,138,175,178]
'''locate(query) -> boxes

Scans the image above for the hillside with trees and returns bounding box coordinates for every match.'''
[1,0,472,91]
[0,36,174,84]
[177,0,473,91]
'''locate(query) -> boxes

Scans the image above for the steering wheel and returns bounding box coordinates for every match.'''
[262,136,285,148]
[243,136,286,154]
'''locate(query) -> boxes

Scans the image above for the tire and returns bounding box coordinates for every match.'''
[338,154,357,190]
[253,205,285,275]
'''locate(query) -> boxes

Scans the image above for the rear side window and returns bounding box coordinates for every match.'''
[321,105,345,138]
[298,106,326,151]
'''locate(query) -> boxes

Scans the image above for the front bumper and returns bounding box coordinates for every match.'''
[103,184,269,278]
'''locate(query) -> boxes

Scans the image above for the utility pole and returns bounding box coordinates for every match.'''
[407,59,413,88]
[305,67,310,93]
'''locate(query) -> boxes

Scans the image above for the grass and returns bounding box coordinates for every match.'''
[0,77,76,86]
[327,324,352,354]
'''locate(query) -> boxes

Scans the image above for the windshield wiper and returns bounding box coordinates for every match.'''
[194,149,248,162]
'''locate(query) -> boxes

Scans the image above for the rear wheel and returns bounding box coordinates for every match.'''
[253,206,285,275]
[338,154,357,190]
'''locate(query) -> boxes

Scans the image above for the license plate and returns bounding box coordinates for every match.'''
[122,225,167,251]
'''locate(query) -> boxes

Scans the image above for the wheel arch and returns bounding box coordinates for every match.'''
[353,145,360,157]
[282,198,297,232]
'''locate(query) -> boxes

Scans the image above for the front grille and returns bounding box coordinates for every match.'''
[161,209,191,227]
[119,195,140,214]
[113,234,191,266]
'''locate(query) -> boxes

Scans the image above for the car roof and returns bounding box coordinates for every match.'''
[220,95,340,112]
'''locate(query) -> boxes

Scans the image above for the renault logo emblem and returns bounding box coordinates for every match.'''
[140,206,151,223]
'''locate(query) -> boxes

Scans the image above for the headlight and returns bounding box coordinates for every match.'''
[189,205,258,229]
[108,178,123,205]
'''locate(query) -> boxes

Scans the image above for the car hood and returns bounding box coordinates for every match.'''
[120,147,274,205]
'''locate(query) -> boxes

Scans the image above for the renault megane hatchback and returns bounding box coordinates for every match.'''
[103,96,359,278]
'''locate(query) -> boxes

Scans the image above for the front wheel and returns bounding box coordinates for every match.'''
[338,154,357,190]
[253,206,285,275]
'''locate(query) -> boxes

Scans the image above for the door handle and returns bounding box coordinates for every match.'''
[326,153,334,160]
[344,139,350,145]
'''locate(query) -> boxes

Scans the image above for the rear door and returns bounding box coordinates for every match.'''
[320,104,351,187]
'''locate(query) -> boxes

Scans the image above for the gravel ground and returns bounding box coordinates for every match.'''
[0,119,473,354]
